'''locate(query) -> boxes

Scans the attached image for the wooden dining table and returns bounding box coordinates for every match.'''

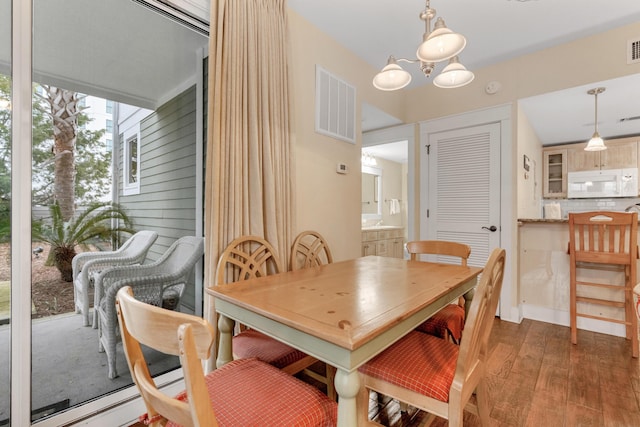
[207,255,482,427]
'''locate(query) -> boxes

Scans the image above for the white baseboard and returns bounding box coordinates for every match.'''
[522,304,626,338]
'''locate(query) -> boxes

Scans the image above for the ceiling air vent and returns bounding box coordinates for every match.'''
[628,38,640,64]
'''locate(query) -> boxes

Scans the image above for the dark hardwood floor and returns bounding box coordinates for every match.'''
[131,318,640,426]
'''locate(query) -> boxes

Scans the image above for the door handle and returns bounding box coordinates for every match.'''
[482,225,497,232]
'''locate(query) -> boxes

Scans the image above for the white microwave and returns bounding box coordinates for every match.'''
[567,168,638,198]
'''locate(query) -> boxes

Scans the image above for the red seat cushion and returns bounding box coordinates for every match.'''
[416,304,464,343]
[232,329,310,369]
[359,331,459,403]
[160,358,337,426]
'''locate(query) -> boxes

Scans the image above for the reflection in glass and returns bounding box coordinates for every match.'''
[0,0,10,423]
[27,0,208,421]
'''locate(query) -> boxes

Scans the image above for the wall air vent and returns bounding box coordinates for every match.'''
[619,115,640,123]
[628,38,640,64]
[315,65,356,144]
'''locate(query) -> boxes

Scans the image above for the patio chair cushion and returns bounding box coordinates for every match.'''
[358,330,459,403]
[415,303,465,343]
[232,329,309,369]
[145,357,337,426]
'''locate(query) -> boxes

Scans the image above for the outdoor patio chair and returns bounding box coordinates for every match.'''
[95,235,204,379]
[116,286,337,426]
[72,230,158,327]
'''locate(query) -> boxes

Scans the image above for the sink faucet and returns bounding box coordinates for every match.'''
[624,203,640,212]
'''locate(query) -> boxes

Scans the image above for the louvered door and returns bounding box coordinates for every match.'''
[425,123,501,268]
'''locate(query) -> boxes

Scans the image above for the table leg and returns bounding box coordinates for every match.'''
[463,288,475,318]
[216,314,234,368]
[334,369,360,427]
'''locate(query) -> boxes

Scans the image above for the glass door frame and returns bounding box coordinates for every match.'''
[9,1,186,425]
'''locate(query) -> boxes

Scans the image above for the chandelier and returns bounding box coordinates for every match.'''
[584,87,606,151]
[372,0,474,91]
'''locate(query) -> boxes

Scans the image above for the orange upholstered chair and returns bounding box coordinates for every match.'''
[357,248,506,426]
[116,286,337,426]
[406,240,471,344]
[215,236,321,376]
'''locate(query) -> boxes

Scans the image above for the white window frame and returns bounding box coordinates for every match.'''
[122,124,141,195]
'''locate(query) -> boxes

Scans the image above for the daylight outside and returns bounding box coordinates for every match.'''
[1,1,207,424]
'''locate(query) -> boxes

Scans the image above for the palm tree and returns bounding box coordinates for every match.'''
[41,86,82,222]
[32,202,135,281]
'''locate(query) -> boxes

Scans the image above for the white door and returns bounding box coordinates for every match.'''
[423,122,501,268]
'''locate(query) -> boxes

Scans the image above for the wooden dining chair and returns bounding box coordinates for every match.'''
[289,230,337,399]
[568,211,639,358]
[215,236,324,383]
[116,286,337,427]
[357,248,506,426]
[290,230,334,271]
[406,240,471,344]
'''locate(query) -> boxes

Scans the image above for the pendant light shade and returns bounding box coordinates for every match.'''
[584,87,607,152]
[416,18,466,63]
[373,0,472,91]
[584,132,605,151]
[372,57,412,91]
[433,56,475,88]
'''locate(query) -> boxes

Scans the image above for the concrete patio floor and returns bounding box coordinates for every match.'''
[0,311,179,424]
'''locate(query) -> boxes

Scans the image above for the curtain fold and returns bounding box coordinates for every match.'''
[204,0,294,356]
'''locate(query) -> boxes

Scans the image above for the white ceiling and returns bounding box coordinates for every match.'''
[289,0,640,157]
[0,0,209,110]
[3,1,639,150]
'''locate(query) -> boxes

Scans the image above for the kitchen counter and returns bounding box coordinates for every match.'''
[518,218,567,224]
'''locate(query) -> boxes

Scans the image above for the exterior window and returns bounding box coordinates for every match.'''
[106,119,113,133]
[105,100,113,114]
[122,125,141,195]
[105,139,112,152]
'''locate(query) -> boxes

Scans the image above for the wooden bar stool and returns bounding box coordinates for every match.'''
[568,211,638,358]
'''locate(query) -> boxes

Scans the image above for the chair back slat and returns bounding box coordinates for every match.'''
[569,211,638,265]
[454,248,506,386]
[406,240,470,266]
[290,230,333,270]
[117,286,218,426]
[215,236,283,285]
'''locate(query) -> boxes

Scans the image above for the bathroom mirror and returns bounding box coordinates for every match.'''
[362,165,382,220]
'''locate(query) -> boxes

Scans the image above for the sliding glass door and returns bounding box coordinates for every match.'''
[0,0,11,423]
[4,0,207,424]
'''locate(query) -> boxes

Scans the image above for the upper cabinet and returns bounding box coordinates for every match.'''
[543,149,567,198]
[568,139,638,172]
[542,136,639,199]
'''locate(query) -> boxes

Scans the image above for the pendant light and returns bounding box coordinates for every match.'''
[584,87,606,152]
[372,0,473,91]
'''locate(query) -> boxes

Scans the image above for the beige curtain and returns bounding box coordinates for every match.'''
[204,0,294,324]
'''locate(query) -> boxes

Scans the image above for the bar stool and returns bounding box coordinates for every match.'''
[568,211,638,358]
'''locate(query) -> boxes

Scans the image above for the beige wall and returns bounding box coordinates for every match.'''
[517,108,543,219]
[288,9,406,261]
[287,8,640,318]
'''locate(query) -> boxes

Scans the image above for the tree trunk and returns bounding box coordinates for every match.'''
[53,245,76,282]
[44,86,80,222]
